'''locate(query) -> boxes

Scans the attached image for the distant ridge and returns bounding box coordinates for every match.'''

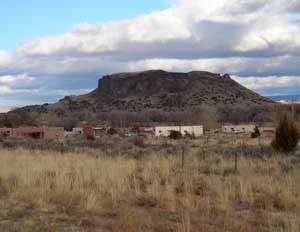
[268,95,300,101]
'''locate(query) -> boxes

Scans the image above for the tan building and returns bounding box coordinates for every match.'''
[72,127,84,136]
[222,124,256,134]
[10,127,64,140]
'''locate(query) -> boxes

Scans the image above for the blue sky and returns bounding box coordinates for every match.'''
[0,0,300,112]
[0,0,168,50]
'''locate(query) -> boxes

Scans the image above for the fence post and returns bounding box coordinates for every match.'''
[182,146,185,169]
[235,151,238,173]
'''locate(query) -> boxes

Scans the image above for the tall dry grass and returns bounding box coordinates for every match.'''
[0,147,299,231]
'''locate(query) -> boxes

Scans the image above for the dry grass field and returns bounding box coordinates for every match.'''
[0,135,299,231]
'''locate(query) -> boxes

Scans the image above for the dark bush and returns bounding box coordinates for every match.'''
[86,135,95,141]
[271,115,299,153]
[251,126,260,138]
[169,130,182,140]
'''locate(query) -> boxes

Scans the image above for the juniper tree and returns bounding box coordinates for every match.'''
[271,115,299,153]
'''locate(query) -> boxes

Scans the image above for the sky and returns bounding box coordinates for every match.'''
[0,0,300,112]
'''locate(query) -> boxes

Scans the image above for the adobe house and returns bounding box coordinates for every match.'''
[82,126,106,138]
[83,126,94,138]
[11,127,64,140]
[222,124,256,134]
[155,125,204,137]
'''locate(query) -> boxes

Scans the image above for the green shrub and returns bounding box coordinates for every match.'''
[271,115,299,153]
[251,126,260,138]
[169,130,182,140]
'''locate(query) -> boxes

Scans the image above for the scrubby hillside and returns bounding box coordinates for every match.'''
[0,70,277,128]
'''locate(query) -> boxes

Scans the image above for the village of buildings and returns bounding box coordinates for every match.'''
[0,123,276,140]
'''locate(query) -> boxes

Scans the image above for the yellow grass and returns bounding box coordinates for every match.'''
[0,145,299,231]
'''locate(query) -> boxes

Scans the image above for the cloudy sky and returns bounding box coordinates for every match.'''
[0,0,300,112]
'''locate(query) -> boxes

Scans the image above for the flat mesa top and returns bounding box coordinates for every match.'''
[106,70,222,79]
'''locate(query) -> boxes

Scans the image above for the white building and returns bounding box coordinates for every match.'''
[222,124,256,134]
[155,126,180,137]
[180,126,204,137]
[155,125,203,137]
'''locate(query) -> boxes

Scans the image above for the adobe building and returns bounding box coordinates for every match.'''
[83,126,106,138]
[11,127,64,140]
[0,128,13,137]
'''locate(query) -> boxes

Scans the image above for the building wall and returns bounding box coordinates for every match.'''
[0,128,13,137]
[155,126,180,137]
[83,126,94,138]
[11,127,64,140]
[73,127,83,135]
[222,125,256,133]
[180,126,204,137]
[43,128,64,139]
[155,126,204,137]
[259,127,276,137]
[11,127,44,139]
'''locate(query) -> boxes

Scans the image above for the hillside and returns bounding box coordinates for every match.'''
[0,70,277,128]
[94,70,273,110]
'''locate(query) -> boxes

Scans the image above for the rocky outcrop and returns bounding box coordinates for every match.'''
[97,70,230,97]
[95,70,273,108]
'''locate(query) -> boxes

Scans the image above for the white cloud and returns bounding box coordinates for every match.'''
[0,0,299,103]
[0,86,13,94]
[232,75,300,90]
[0,50,12,68]
[0,85,40,95]
[39,88,94,96]
[0,73,35,85]
[128,55,300,77]
[7,0,297,60]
